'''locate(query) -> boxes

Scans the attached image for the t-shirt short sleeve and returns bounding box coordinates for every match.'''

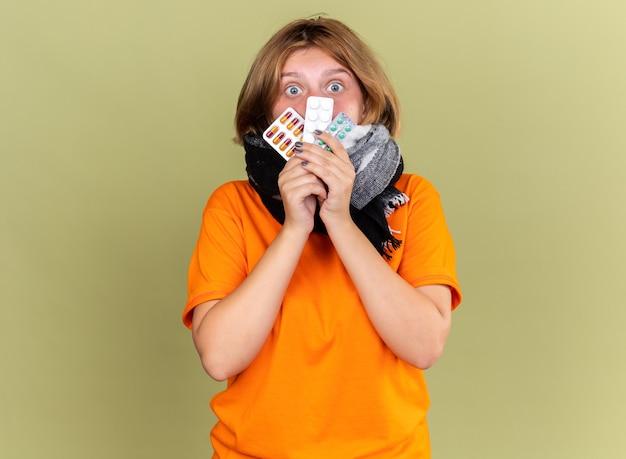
[182,183,249,328]
[394,176,462,309]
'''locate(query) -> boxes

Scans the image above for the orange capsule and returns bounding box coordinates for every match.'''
[280,111,293,124]
[286,146,297,157]
[279,138,292,151]
[265,125,278,138]
[272,131,285,145]
[293,124,303,136]
[287,118,299,129]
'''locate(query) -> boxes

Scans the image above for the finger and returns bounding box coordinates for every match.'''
[295,139,347,175]
[279,164,327,198]
[300,156,354,202]
[312,130,350,163]
[300,136,354,180]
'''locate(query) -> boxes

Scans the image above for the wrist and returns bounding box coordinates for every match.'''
[279,221,312,245]
[324,216,359,240]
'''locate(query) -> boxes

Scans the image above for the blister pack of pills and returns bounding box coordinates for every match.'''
[302,96,334,143]
[311,112,358,152]
[324,112,355,144]
[263,97,340,160]
[263,108,305,161]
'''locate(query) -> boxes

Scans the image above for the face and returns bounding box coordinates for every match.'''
[271,47,365,125]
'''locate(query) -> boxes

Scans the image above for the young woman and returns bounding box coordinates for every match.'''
[183,16,462,458]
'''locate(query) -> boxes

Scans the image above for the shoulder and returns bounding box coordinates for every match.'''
[395,173,441,199]
[388,173,449,229]
[205,180,258,210]
[202,180,277,231]
[210,180,255,198]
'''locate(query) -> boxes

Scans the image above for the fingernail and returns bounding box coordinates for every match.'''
[314,129,323,135]
[301,161,308,166]
[294,141,303,147]
[294,148,303,154]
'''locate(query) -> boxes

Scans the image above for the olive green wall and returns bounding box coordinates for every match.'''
[2,0,625,457]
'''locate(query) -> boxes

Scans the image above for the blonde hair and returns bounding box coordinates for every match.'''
[234,17,401,144]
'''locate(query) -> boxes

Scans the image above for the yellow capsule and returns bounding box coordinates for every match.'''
[265,125,279,138]
[280,111,293,124]
[279,138,292,151]
[272,132,285,145]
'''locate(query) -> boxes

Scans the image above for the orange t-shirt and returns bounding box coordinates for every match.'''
[183,174,461,458]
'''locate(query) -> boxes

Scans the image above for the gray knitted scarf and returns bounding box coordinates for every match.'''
[244,124,409,258]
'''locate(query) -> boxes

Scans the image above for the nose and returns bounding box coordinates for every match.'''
[293,100,307,118]
[308,88,324,97]
[297,94,335,119]
[296,94,321,117]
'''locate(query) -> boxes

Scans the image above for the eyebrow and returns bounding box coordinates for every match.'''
[323,68,352,77]
[280,68,353,79]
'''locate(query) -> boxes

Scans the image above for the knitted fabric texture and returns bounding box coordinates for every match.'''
[347,124,402,210]
[243,126,409,258]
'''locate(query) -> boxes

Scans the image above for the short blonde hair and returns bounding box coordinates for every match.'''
[234,17,401,144]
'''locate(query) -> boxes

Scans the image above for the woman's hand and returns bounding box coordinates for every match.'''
[289,130,356,230]
[277,148,327,234]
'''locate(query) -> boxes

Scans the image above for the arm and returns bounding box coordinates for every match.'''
[296,132,452,368]
[192,155,328,381]
[191,226,308,381]
[326,219,452,369]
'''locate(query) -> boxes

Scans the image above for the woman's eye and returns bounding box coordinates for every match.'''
[327,82,344,93]
[286,85,302,95]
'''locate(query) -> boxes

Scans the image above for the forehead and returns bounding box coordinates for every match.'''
[282,48,342,69]
[280,48,353,80]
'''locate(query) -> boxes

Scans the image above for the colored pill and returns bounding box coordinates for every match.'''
[265,125,278,138]
[338,132,346,139]
[330,124,338,132]
[336,117,344,124]
[293,125,303,136]
[272,132,285,145]
[287,118,299,129]
[279,138,292,151]
[344,125,351,132]
[280,111,293,123]
[286,146,297,157]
